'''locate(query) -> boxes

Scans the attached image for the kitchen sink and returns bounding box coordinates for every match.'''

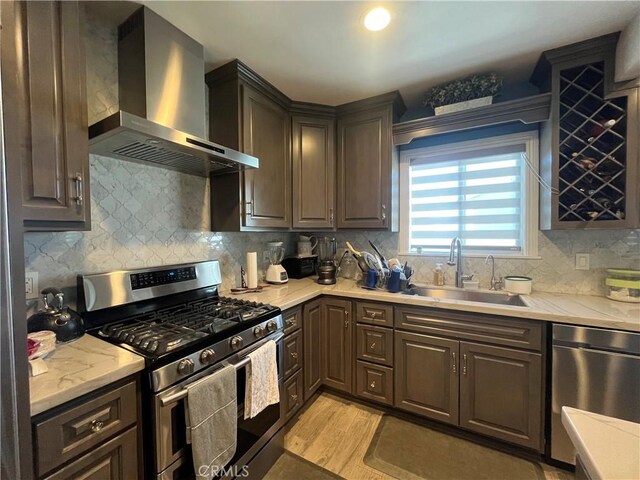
[404,286,528,307]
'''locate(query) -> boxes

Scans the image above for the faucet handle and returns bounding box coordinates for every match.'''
[494,277,504,290]
[461,274,474,281]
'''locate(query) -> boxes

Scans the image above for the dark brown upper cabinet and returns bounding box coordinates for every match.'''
[291,112,336,229]
[2,0,90,231]
[532,33,639,230]
[336,92,405,229]
[206,61,292,230]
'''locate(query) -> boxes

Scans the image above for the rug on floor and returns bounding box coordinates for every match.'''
[263,451,345,479]
[364,415,546,480]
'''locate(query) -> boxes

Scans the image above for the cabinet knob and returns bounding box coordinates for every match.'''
[291,394,298,402]
[370,342,376,349]
[90,420,104,433]
[290,351,298,359]
[370,381,376,389]
[72,173,83,206]
[370,311,378,319]
[285,319,295,327]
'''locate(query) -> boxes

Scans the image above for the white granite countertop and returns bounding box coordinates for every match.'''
[562,407,640,480]
[29,335,144,416]
[222,278,640,332]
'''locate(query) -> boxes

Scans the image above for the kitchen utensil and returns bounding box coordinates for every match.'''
[265,241,288,284]
[317,237,338,285]
[388,258,400,270]
[27,288,84,342]
[369,240,388,268]
[365,269,378,288]
[605,268,640,303]
[363,251,383,274]
[503,276,533,294]
[387,270,401,293]
[346,242,369,272]
[297,235,318,256]
[338,253,358,279]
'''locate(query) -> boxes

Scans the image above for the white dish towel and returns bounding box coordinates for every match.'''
[244,340,280,419]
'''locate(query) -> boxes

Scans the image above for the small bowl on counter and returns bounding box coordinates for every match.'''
[503,276,532,295]
[606,268,640,303]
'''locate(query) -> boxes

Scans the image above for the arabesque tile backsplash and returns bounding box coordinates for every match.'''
[23,6,640,312]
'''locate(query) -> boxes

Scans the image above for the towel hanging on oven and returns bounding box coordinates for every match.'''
[244,340,280,419]
[185,364,237,479]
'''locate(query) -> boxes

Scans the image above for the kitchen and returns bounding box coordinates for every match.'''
[2,1,639,479]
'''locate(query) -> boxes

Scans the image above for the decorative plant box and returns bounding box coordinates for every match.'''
[434,96,493,115]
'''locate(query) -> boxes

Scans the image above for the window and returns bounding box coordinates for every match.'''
[399,132,539,257]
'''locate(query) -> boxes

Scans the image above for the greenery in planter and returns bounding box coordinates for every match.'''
[423,73,503,109]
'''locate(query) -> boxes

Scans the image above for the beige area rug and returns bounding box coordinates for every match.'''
[364,415,546,480]
[264,451,345,480]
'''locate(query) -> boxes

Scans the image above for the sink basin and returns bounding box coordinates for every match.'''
[404,286,528,307]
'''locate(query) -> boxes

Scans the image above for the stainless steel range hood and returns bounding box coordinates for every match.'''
[88,7,257,176]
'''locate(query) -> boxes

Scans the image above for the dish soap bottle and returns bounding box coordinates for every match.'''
[434,263,445,286]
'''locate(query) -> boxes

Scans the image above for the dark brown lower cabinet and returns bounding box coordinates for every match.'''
[282,371,304,423]
[283,329,303,379]
[459,342,542,450]
[321,298,353,393]
[356,360,393,406]
[43,427,137,480]
[394,331,459,425]
[303,300,322,401]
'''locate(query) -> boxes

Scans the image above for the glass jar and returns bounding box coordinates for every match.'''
[605,268,640,303]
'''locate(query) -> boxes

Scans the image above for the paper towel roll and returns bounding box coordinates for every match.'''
[246,252,258,288]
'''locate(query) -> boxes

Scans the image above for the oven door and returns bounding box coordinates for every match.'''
[153,333,284,479]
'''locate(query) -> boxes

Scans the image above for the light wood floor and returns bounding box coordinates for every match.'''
[284,392,574,480]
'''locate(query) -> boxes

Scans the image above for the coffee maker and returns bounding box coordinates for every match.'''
[316,237,337,285]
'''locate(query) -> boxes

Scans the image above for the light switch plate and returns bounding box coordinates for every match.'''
[575,253,590,270]
[25,271,39,299]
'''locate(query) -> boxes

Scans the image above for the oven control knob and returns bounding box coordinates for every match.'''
[177,359,194,375]
[266,320,277,332]
[230,336,244,350]
[200,349,215,365]
[253,326,265,337]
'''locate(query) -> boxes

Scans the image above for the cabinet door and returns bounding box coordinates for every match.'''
[459,342,542,451]
[336,107,391,229]
[241,84,291,228]
[283,329,303,379]
[394,331,459,425]
[43,427,137,480]
[282,370,304,423]
[292,115,335,229]
[321,298,353,393]
[303,300,322,401]
[2,1,90,230]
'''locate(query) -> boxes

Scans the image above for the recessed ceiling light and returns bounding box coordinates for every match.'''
[364,7,391,31]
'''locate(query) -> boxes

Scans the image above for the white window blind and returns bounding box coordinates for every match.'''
[408,144,526,254]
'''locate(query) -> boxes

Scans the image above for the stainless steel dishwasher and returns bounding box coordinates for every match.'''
[551,324,640,464]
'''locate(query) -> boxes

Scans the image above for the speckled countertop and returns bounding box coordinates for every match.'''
[29,335,144,416]
[562,407,640,480]
[30,277,638,417]
[222,278,640,332]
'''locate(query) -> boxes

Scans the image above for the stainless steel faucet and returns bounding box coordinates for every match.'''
[484,255,503,290]
[447,237,473,288]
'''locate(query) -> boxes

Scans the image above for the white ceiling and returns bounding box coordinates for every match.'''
[136,1,640,112]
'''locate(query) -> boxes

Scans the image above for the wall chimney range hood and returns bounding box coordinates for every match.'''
[88,7,258,176]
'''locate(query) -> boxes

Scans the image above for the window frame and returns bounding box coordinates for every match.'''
[398,131,540,259]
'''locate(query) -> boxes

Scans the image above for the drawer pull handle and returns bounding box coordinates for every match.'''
[370,342,376,349]
[90,420,104,433]
[452,352,457,374]
[291,394,298,402]
[285,319,295,327]
[369,312,378,319]
[73,173,83,206]
[370,381,376,389]
[463,354,468,375]
[290,352,298,359]
[71,406,112,436]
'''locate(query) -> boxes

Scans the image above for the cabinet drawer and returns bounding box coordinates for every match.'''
[357,324,393,366]
[356,361,393,406]
[283,329,303,379]
[395,307,543,351]
[283,306,302,335]
[356,301,393,327]
[43,426,138,480]
[282,370,303,422]
[35,381,138,476]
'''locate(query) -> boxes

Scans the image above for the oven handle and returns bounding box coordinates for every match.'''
[159,332,284,407]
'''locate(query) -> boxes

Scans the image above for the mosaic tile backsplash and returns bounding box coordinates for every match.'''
[23,6,640,313]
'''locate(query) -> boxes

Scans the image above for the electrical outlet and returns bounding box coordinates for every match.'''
[25,271,39,299]
[575,253,590,271]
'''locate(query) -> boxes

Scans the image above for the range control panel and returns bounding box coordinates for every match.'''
[130,266,197,290]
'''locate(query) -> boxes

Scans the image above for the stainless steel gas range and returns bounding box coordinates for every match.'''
[78,260,285,479]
